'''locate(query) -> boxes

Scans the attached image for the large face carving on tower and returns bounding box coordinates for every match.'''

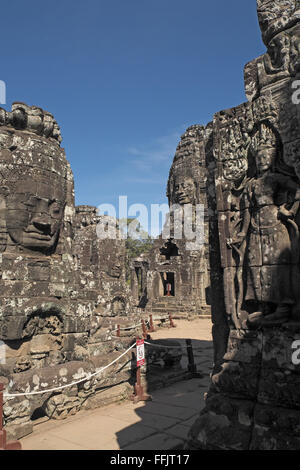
[167,125,206,207]
[5,172,65,252]
[0,103,70,254]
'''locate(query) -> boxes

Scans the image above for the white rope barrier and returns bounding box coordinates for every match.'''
[3,335,195,399]
[4,343,136,399]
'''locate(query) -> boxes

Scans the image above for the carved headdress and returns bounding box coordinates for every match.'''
[257,0,300,46]
[250,122,296,177]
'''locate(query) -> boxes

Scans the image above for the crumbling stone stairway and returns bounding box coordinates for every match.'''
[150,298,210,320]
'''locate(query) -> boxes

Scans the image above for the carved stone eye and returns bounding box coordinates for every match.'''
[50,201,62,218]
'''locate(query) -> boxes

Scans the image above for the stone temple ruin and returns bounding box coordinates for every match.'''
[131,125,211,321]
[1,0,300,451]
[0,103,141,439]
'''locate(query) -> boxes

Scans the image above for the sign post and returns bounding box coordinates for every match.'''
[131,338,152,403]
[141,319,148,340]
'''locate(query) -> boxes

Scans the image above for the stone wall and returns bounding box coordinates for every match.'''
[187,0,300,450]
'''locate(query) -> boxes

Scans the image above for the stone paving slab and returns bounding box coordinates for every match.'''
[21,432,89,451]
[135,401,197,420]
[162,423,191,441]
[181,416,198,428]
[123,433,184,451]
[150,393,203,411]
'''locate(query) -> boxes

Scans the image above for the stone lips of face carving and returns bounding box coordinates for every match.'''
[5,178,66,252]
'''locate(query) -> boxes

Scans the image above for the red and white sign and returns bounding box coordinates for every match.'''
[136,339,145,367]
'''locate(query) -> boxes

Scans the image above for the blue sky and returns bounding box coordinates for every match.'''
[2,0,265,234]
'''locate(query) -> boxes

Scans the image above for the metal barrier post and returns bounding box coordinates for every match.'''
[130,338,152,404]
[0,383,22,450]
[117,324,121,338]
[141,319,148,339]
[185,339,202,378]
[148,314,155,333]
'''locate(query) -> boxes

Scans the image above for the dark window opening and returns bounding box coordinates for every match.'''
[160,240,179,260]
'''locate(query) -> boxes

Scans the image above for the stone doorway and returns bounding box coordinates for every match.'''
[160,272,175,297]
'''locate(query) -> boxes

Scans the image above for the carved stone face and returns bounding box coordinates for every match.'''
[108,263,122,278]
[255,146,277,174]
[111,297,125,315]
[101,238,125,278]
[5,176,65,252]
[173,177,196,205]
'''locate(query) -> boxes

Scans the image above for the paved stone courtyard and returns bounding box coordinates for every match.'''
[20,318,213,450]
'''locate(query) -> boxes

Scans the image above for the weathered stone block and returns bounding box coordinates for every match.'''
[224,330,262,364]
[188,393,254,450]
[212,361,260,399]
[262,328,300,371]
[258,368,300,408]
[250,404,300,450]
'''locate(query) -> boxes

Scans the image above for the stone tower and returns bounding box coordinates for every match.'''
[0,103,135,440]
[131,124,212,320]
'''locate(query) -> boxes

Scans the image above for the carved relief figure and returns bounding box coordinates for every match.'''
[228,123,300,326]
[245,1,300,99]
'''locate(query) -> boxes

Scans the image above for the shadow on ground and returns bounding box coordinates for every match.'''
[116,337,213,450]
